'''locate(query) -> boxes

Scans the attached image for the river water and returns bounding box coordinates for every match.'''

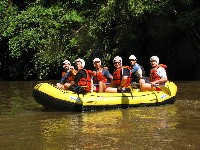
[0,81,199,150]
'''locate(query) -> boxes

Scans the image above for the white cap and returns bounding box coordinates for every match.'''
[63,60,71,66]
[113,56,122,65]
[129,55,137,60]
[93,58,101,65]
[150,56,159,64]
[75,58,85,68]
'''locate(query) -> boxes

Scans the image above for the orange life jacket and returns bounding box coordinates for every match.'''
[77,69,93,92]
[93,68,108,84]
[62,71,75,84]
[113,66,131,87]
[150,64,167,82]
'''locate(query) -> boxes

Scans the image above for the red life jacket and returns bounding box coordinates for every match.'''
[93,68,108,84]
[150,64,167,82]
[77,69,93,92]
[62,71,75,84]
[113,66,131,87]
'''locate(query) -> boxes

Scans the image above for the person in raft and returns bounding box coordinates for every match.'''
[140,56,168,91]
[68,58,93,93]
[56,60,77,90]
[105,56,131,93]
[128,55,145,88]
[92,58,113,93]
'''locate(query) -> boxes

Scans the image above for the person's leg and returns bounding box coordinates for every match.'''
[98,81,107,93]
[93,86,98,92]
[104,87,118,93]
[140,83,152,91]
[139,79,145,89]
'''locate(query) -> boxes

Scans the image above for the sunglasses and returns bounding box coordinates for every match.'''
[130,59,136,61]
[114,62,121,64]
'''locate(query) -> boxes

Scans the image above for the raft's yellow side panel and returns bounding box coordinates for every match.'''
[34,81,177,107]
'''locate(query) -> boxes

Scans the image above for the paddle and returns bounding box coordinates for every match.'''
[142,77,171,95]
[60,70,70,84]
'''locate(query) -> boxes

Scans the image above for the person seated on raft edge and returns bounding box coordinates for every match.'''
[140,56,168,92]
[92,58,113,93]
[56,60,77,90]
[128,55,145,89]
[105,56,131,93]
[68,58,93,93]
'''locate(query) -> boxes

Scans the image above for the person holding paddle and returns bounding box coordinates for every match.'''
[140,56,168,91]
[56,60,77,90]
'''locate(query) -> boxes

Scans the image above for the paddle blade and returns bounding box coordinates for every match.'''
[159,85,171,96]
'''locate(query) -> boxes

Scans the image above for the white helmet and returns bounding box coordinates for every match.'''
[75,58,85,68]
[129,55,137,60]
[93,58,101,65]
[63,60,71,66]
[113,56,122,65]
[150,56,159,64]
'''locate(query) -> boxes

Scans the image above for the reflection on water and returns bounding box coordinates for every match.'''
[37,106,178,149]
[0,81,200,150]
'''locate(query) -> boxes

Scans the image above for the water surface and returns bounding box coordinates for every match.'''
[0,81,199,150]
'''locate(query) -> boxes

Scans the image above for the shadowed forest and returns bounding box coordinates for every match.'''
[0,0,200,81]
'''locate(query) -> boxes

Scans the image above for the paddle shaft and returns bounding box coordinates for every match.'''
[60,71,70,84]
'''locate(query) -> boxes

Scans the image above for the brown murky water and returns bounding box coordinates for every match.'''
[0,81,200,150]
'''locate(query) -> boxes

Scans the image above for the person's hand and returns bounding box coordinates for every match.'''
[56,83,61,88]
[70,68,77,75]
[150,81,159,87]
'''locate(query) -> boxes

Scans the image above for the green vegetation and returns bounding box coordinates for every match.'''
[0,0,200,80]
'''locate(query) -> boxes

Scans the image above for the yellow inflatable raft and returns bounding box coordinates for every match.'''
[32,81,177,111]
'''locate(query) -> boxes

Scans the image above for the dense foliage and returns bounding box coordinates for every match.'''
[0,0,200,80]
